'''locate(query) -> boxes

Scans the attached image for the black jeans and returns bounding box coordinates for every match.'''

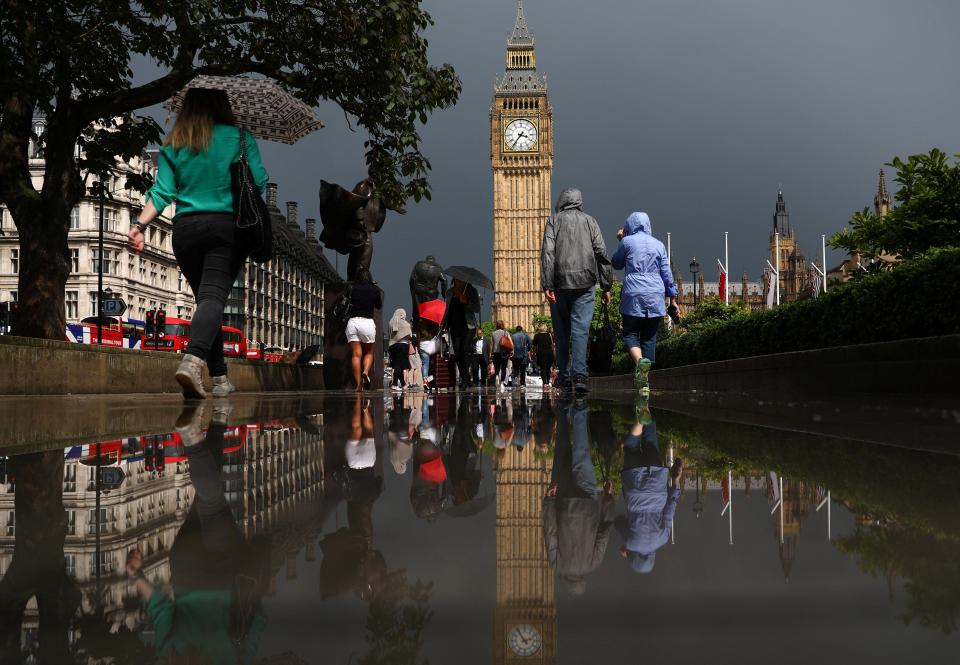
[511,358,527,385]
[172,214,247,377]
[538,353,554,385]
[471,354,485,386]
[450,328,473,386]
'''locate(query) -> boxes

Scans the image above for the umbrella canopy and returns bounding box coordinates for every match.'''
[164,75,324,144]
[418,299,446,325]
[443,266,494,290]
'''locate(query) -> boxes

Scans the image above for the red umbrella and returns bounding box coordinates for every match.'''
[418,299,446,325]
[418,456,448,485]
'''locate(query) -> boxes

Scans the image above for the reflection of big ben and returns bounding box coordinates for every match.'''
[494,443,557,665]
[491,0,554,329]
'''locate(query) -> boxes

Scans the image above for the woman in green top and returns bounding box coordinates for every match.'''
[127,88,268,399]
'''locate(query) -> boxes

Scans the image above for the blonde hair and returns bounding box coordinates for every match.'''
[165,88,236,153]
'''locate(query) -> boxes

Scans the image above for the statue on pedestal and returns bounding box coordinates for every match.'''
[318,179,395,281]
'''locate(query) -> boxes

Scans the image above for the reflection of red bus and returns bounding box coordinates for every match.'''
[66,425,248,470]
[66,316,145,349]
[142,318,248,357]
[244,345,284,362]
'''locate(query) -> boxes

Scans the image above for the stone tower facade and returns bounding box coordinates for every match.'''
[874,168,892,218]
[494,444,557,665]
[491,0,554,328]
[769,189,807,302]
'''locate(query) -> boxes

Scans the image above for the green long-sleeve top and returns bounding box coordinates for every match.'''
[147,123,269,219]
[147,588,266,665]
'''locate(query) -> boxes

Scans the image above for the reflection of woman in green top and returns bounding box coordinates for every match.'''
[126,88,268,400]
[126,409,267,664]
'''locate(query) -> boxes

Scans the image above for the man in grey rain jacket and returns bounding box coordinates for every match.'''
[542,400,614,596]
[541,189,613,392]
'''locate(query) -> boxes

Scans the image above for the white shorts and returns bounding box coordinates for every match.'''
[346,317,376,343]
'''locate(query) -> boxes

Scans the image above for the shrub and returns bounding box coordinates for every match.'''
[655,247,960,369]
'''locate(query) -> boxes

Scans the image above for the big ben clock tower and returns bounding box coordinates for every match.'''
[491,0,554,328]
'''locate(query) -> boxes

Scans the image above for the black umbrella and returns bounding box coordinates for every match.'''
[443,265,494,290]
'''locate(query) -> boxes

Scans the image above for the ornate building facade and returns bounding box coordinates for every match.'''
[770,189,809,303]
[491,1,554,329]
[494,444,557,664]
[827,169,896,284]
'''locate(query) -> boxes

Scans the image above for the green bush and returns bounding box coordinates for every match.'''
[656,247,960,369]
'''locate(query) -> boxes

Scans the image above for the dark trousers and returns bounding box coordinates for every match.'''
[471,354,485,386]
[538,354,554,385]
[493,354,509,384]
[450,328,473,386]
[511,358,527,385]
[172,214,247,377]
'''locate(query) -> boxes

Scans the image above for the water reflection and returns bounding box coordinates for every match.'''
[0,393,956,663]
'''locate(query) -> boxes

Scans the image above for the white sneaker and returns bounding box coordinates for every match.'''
[391,383,403,393]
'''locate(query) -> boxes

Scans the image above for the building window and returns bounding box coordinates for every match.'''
[64,554,76,577]
[65,291,78,320]
[150,263,157,286]
[9,249,19,275]
[127,253,134,277]
[139,257,146,281]
[69,207,80,230]
[5,511,13,536]
[90,249,117,275]
[98,207,119,232]
[160,266,168,289]
[89,292,99,316]
[159,229,167,250]
[70,248,79,273]
[65,510,76,535]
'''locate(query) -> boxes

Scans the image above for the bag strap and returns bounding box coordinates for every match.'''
[238,126,248,162]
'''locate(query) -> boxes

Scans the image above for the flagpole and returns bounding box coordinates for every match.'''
[667,232,672,265]
[724,232,729,305]
[821,234,827,293]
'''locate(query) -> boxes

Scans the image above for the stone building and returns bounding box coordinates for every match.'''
[224,183,341,353]
[673,270,766,314]
[770,189,810,303]
[0,139,194,323]
[828,169,897,284]
[491,0,554,329]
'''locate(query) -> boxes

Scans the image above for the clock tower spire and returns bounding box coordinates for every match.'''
[491,0,554,328]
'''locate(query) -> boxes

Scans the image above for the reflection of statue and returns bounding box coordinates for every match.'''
[409,255,447,324]
[318,179,391,281]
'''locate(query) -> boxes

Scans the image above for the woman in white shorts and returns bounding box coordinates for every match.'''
[346,269,383,391]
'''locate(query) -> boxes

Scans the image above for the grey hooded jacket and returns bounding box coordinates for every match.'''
[541,189,613,292]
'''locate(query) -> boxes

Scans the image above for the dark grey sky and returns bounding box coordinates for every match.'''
[143,0,960,319]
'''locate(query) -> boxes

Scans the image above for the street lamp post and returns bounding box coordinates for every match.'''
[90,180,107,345]
[689,257,700,307]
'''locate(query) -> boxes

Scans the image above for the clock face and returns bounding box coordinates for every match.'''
[504,118,538,151]
[508,624,542,657]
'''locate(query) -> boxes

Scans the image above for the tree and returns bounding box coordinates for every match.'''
[0,0,460,339]
[829,149,960,263]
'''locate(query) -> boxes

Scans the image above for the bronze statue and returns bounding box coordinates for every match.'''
[318,178,393,281]
[409,255,447,325]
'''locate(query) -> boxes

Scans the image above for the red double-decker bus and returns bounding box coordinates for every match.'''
[142,318,247,357]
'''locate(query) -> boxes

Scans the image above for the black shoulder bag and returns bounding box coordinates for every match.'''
[231,127,273,263]
[588,303,618,374]
[332,284,354,323]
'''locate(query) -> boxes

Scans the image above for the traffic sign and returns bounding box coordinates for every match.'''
[98,466,126,490]
[101,297,127,316]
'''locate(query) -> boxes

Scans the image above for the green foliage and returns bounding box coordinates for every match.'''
[656,247,960,369]
[829,149,960,261]
[532,313,552,331]
[678,296,749,330]
[360,570,433,665]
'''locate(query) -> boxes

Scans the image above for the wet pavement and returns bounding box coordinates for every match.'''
[0,389,958,664]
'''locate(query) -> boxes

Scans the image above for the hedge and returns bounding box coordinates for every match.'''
[655,246,960,369]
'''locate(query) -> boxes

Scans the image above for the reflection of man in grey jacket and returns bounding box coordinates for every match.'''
[542,400,614,596]
[540,189,613,391]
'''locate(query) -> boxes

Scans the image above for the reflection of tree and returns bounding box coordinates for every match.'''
[0,451,77,663]
[836,526,960,635]
[359,570,433,665]
[72,604,154,664]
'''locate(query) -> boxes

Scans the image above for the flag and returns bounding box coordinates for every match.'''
[719,268,727,303]
[810,269,822,299]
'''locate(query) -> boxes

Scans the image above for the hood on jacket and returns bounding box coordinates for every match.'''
[555,188,583,213]
[623,212,652,237]
[628,551,655,574]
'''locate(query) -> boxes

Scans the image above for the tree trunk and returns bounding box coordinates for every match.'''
[12,205,70,340]
[0,452,76,663]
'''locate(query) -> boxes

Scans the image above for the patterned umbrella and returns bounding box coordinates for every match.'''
[164,75,324,144]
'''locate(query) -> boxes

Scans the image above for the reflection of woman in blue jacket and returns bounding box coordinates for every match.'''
[610,212,678,392]
[615,417,683,574]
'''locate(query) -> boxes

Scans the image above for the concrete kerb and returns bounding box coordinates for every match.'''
[587,334,960,398]
[0,335,324,395]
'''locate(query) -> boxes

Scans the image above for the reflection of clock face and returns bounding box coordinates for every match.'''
[504,119,538,151]
[508,624,542,657]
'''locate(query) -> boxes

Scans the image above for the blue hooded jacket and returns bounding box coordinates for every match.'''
[610,212,678,318]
